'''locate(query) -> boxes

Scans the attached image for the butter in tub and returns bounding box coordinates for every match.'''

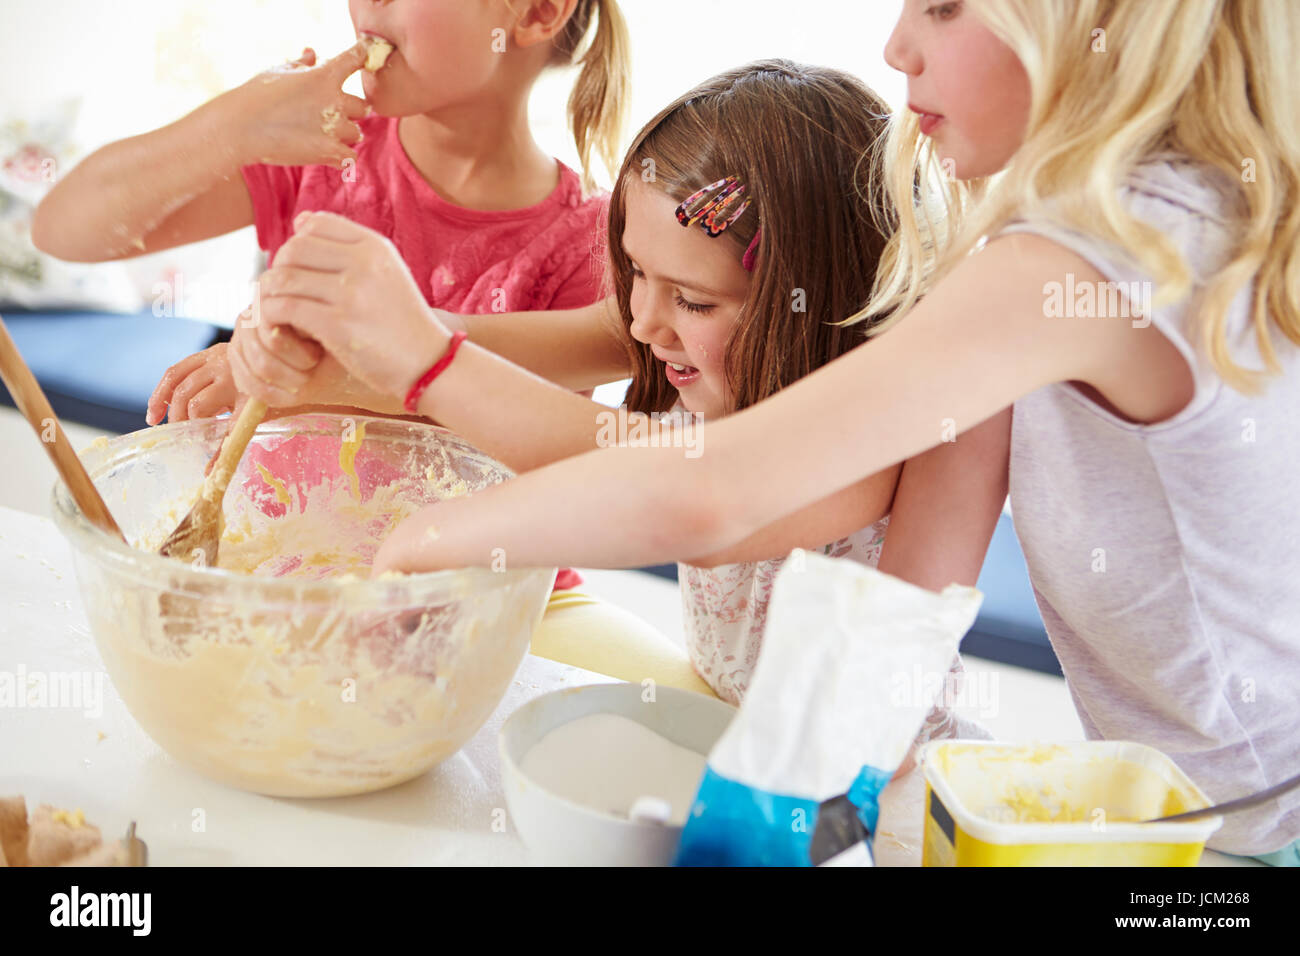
[919,741,1221,866]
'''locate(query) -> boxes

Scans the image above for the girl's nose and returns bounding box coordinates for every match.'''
[628,289,679,349]
[883,14,921,77]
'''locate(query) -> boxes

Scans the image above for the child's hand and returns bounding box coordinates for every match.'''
[147,342,238,425]
[217,41,371,169]
[372,502,457,576]
[229,321,406,414]
[232,211,453,405]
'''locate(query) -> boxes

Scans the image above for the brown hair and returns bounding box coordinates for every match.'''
[608,60,895,415]
[551,0,631,193]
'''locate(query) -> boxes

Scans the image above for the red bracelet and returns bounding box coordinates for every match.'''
[404,330,468,412]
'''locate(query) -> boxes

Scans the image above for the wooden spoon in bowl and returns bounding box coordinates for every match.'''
[0,315,124,541]
[157,398,266,567]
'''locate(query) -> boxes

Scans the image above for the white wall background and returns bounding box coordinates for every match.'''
[0,0,905,338]
[0,0,905,181]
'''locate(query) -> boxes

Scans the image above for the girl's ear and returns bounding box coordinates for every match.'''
[511,0,581,49]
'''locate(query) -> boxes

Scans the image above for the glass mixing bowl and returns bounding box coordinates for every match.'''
[51,413,556,797]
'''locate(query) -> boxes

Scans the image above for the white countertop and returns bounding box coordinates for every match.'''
[0,504,1251,866]
[0,505,641,865]
[0,505,934,865]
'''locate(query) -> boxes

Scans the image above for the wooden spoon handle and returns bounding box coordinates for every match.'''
[203,398,268,495]
[0,316,125,541]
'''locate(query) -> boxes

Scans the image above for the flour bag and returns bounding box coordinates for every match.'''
[674,551,983,866]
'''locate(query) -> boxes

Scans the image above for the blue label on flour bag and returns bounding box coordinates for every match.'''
[846,763,892,835]
[674,762,894,867]
[674,767,820,867]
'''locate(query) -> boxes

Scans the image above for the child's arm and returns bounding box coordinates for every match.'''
[440,298,631,392]
[31,43,369,262]
[357,232,1193,574]
[235,310,649,472]
[412,335,900,563]
[683,465,900,568]
[240,318,902,563]
[149,295,628,424]
[875,408,1012,590]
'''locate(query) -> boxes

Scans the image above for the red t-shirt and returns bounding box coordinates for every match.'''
[242,113,609,312]
[239,113,604,590]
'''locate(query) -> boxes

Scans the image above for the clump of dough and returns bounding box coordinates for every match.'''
[0,797,133,867]
[320,105,344,136]
[27,804,102,866]
[363,36,394,72]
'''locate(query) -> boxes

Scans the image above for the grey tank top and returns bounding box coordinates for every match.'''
[1001,155,1300,855]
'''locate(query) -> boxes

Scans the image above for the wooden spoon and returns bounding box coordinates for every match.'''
[0,315,125,541]
[157,398,266,567]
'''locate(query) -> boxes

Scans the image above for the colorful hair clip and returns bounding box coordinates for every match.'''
[676,175,753,238]
[676,175,759,271]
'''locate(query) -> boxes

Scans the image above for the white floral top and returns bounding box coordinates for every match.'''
[678,515,990,753]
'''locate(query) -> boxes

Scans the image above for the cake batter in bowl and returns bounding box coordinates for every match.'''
[51,414,556,797]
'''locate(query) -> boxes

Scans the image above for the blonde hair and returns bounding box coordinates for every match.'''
[552,0,631,193]
[502,0,630,193]
[858,0,1300,394]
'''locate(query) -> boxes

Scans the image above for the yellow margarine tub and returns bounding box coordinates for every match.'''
[918,741,1222,866]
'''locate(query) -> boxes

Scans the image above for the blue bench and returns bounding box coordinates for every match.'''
[0,308,220,435]
[964,512,1059,675]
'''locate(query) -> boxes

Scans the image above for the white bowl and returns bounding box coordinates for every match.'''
[499,683,736,866]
